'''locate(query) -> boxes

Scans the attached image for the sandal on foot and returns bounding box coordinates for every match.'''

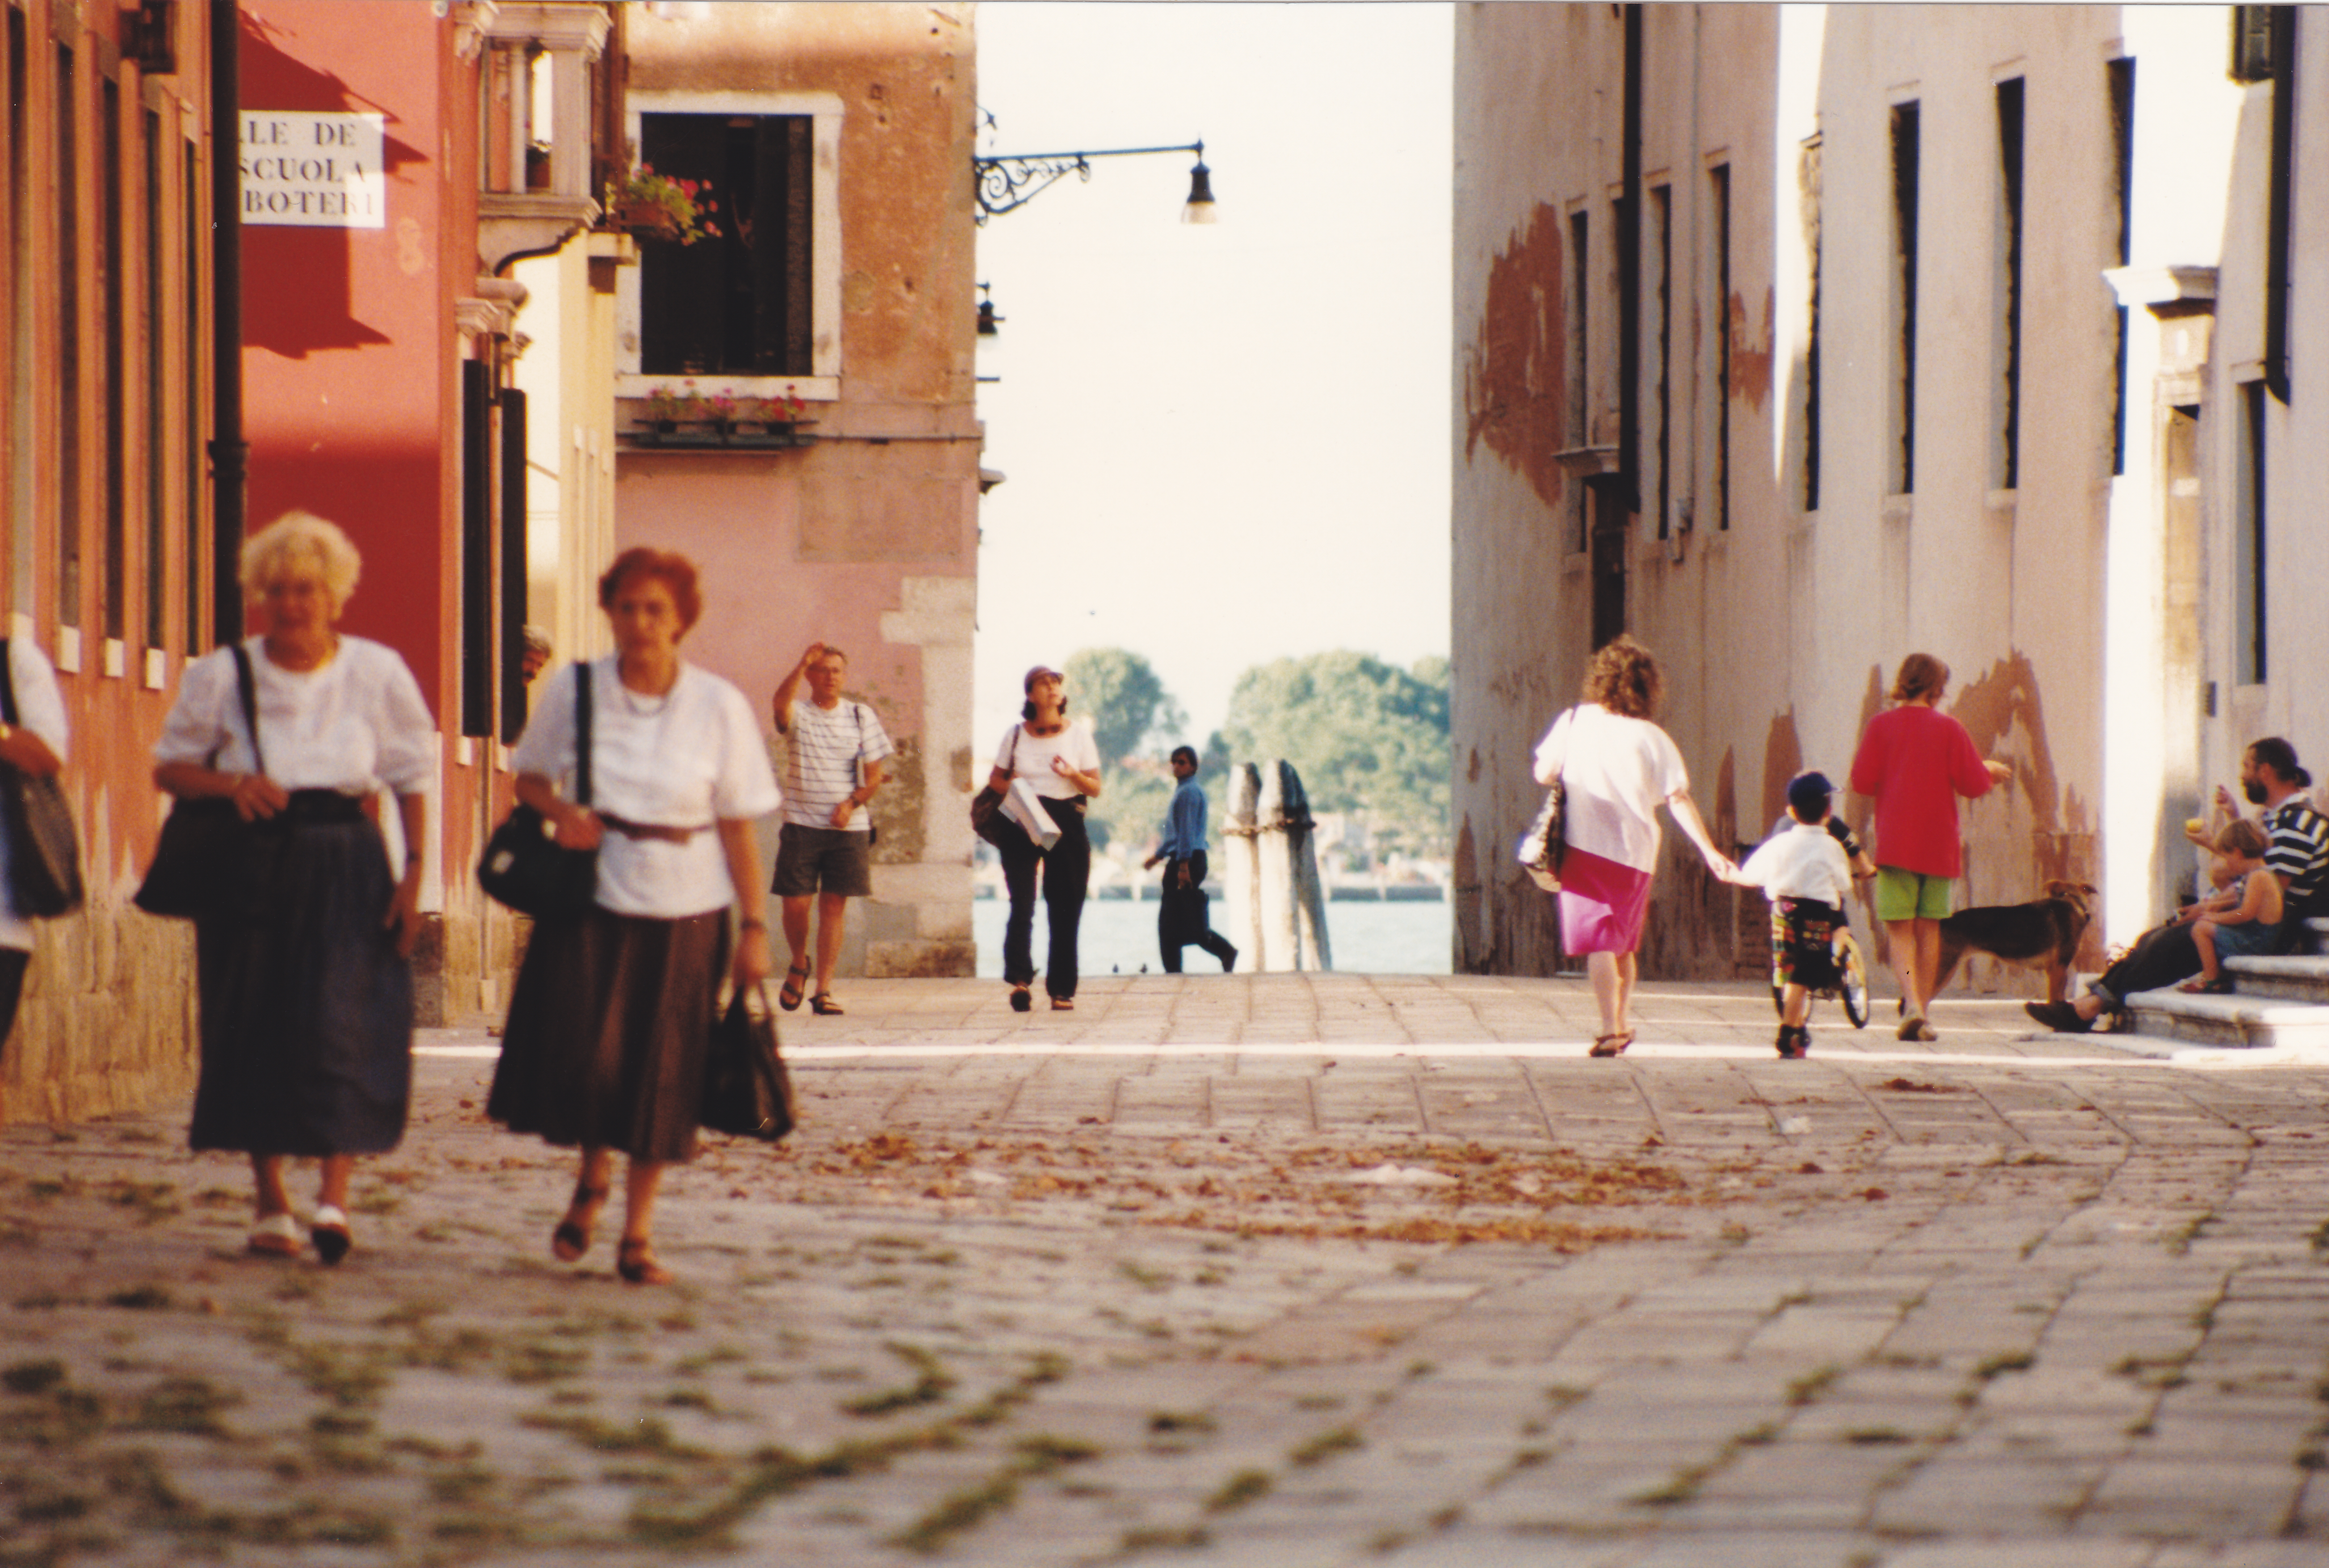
[1588,1032,1631,1058]
[1009,986,1032,1013]
[248,1211,302,1258]
[552,1181,609,1263]
[1051,996,1075,1011]
[616,1237,672,1286]
[810,992,845,1016]
[2177,976,2233,995]
[310,1205,352,1267]
[778,963,809,1011]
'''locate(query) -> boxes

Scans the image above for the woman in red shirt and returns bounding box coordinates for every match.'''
[1848,654,2012,1041]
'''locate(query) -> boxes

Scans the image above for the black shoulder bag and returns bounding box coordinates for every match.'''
[0,641,83,918]
[478,662,599,920]
[136,644,280,920]
[969,725,1024,849]
[702,980,796,1141]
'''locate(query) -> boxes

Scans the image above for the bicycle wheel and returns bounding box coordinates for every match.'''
[1835,928,1870,1029]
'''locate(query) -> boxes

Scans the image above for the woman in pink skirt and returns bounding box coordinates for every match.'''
[1533,636,1737,1056]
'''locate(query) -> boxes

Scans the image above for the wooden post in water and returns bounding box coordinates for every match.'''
[1222,763,1265,966]
[1277,760,1333,971]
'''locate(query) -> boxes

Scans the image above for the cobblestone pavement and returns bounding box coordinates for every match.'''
[4,973,2328,1567]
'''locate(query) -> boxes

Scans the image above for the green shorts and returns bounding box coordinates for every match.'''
[1873,866,1953,922]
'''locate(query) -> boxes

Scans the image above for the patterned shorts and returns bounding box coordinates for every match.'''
[1771,897,1843,991]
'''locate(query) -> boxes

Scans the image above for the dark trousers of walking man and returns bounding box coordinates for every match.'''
[1160,849,1237,973]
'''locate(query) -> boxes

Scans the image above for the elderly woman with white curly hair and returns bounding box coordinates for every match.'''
[152,511,434,1267]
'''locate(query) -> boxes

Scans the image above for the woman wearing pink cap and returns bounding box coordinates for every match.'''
[988,665,1103,1011]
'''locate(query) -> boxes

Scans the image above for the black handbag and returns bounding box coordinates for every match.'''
[135,644,286,920]
[0,641,83,918]
[478,663,598,920]
[701,981,795,1141]
[969,724,1022,849]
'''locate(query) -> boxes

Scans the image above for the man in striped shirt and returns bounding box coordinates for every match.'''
[771,643,893,1015]
[2029,736,2327,1031]
[1142,745,1237,974]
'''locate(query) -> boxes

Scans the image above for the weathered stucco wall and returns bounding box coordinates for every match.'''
[1453,4,2252,992]
[616,4,979,978]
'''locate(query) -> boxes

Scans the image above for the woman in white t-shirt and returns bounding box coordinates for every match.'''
[489,547,779,1286]
[153,513,435,1267]
[989,664,1103,1011]
[1532,636,1736,1056]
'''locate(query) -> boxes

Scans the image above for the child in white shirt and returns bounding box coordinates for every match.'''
[1738,771,1863,1059]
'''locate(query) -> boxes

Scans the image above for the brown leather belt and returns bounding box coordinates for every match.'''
[599,814,707,845]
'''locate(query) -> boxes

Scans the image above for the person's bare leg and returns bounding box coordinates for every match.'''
[1588,952,1622,1038]
[315,1154,353,1212]
[1883,918,1922,1016]
[1615,952,1638,1037]
[1912,918,1943,1015]
[1782,984,1809,1027]
[252,1153,292,1219]
[617,1159,671,1284]
[2190,920,2220,982]
[814,891,848,996]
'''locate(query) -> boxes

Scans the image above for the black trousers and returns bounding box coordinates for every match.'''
[1159,851,1236,973]
[2089,920,2202,1008]
[999,797,1089,999]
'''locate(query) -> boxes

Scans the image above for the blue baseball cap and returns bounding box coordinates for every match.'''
[1786,770,1837,819]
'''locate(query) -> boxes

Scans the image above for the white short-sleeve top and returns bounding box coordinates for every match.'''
[511,657,781,919]
[154,636,435,796]
[994,718,1101,801]
[0,638,69,951]
[1532,703,1689,874]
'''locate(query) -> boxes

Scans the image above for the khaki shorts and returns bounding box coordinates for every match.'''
[773,823,873,899]
[1873,865,1952,923]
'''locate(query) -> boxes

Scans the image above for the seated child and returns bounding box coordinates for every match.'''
[1738,770,1859,1058]
[2179,819,2283,994]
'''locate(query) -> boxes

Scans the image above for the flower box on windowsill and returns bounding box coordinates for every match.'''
[624,419,816,451]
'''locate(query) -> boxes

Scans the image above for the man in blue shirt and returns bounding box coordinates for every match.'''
[1143,746,1238,974]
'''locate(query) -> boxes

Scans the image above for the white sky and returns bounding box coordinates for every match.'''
[970,1,1454,756]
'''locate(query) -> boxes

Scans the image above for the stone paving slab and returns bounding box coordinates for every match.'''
[2,972,2329,1566]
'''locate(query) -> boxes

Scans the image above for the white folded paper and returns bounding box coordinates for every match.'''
[1001,779,1061,848]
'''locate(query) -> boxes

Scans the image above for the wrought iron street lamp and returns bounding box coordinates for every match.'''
[973,140,1216,226]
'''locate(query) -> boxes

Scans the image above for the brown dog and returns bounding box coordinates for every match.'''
[1929,880,2098,1002]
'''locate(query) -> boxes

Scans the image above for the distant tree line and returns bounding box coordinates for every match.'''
[1059,647,1450,863]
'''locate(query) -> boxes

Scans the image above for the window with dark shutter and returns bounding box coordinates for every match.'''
[637,113,814,377]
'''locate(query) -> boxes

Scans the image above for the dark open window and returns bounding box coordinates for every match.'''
[1801,138,1822,513]
[1651,183,1670,540]
[103,75,125,644]
[2109,58,2134,476]
[1995,78,2024,492]
[1890,103,1920,496]
[1711,162,1731,531]
[2238,381,2267,684]
[56,44,80,634]
[145,108,165,650]
[637,113,813,376]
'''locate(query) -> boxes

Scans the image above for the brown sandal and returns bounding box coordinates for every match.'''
[1588,1032,1632,1058]
[552,1180,608,1263]
[810,992,844,1016]
[778,963,809,1011]
[616,1237,671,1286]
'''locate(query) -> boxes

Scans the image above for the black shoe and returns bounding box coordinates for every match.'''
[2023,999,2095,1034]
[1009,986,1031,1013]
[1222,946,1238,974]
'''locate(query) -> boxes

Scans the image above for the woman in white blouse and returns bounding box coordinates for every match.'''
[989,664,1103,1012]
[0,637,69,1048]
[488,547,778,1286]
[153,512,434,1265]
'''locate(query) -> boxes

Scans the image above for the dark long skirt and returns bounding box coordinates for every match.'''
[188,817,413,1156]
[488,905,728,1164]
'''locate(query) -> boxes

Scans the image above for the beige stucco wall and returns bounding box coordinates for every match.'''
[1453,3,2283,989]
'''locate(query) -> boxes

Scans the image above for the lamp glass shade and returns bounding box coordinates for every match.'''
[1182,159,1217,225]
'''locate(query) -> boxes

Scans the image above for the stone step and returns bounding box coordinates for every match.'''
[2224,954,2329,1004]
[2123,985,2329,1050]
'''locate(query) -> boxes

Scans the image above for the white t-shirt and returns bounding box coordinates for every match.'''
[511,658,780,919]
[0,639,69,951]
[994,719,1101,801]
[779,697,893,832]
[1532,704,1689,874]
[154,636,435,796]
[1739,822,1854,907]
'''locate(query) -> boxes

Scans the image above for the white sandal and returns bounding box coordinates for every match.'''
[247,1211,302,1258]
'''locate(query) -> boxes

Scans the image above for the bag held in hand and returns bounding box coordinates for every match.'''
[701,981,796,1141]
[135,644,286,921]
[968,723,1024,849]
[0,641,81,918]
[479,663,598,920]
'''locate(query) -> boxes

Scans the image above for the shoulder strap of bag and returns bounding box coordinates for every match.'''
[0,639,16,729]
[229,642,266,777]
[574,661,593,808]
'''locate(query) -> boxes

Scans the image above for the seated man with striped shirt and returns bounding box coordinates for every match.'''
[771,643,893,1015]
[2028,736,2328,1031]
